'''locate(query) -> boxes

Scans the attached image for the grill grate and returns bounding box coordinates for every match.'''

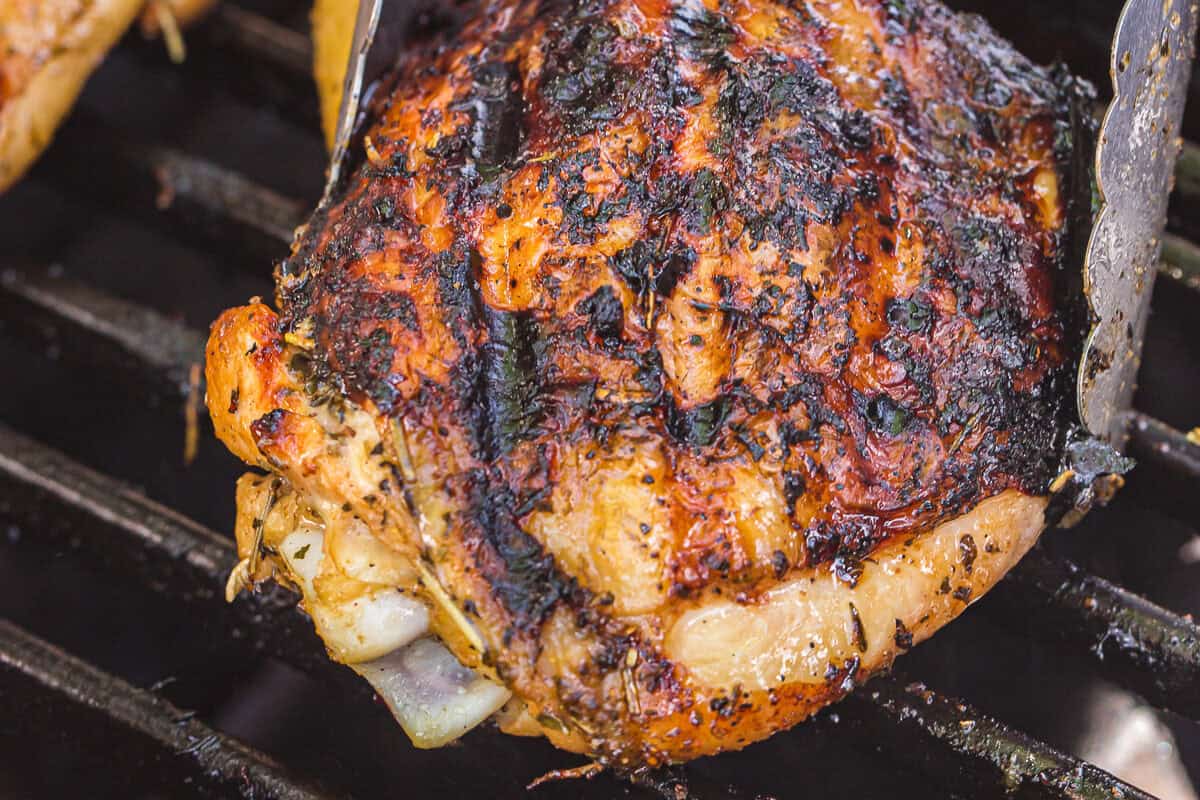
[1,1,1199,798]
[0,619,332,800]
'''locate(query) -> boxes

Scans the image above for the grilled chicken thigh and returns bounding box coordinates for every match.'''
[208,0,1088,768]
[0,0,214,192]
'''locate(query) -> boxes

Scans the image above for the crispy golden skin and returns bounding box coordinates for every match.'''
[208,0,1087,768]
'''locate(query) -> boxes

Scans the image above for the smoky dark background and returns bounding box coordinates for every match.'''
[0,0,1198,797]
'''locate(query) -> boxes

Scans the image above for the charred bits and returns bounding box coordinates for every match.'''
[465,474,580,631]
[537,19,630,137]
[609,240,696,298]
[575,285,624,341]
[666,395,733,448]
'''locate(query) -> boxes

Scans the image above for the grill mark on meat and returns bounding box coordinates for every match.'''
[665,395,732,448]
[575,285,624,340]
[459,465,679,760]
[463,469,580,631]
[670,1,736,71]
[535,5,633,137]
[479,306,544,458]
[460,56,525,184]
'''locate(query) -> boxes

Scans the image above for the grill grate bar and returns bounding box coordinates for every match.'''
[0,618,335,800]
[0,423,624,796]
[991,547,1200,719]
[843,676,1156,800]
[180,3,321,130]
[0,266,205,398]
[41,118,1200,300]
[0,424,1155,800]
[1162,233,1200,292]
[1127,412,1200,479]
[38,116,304,266]
[207,4,312,77]
[147,145,305,248]
[0,422,331,676]
[4,265,1200,725]
[2,5,1194,793]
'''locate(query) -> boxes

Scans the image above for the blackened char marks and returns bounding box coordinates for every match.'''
[666,395,732,448]
[670,2,735,70]
[462,57,525,182]
[609,240,696,298]
[680,169,728,236]
[437,248,483,350]
[536,4,632,137]
[249,409,287,461]
[609,240,653,295]
[479,305,544,458]
[576,285,624,340]
[464,470,581,632]
[712,53,861,256]
[357,328,401,411]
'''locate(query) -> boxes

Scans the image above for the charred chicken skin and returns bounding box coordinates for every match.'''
[208,0,1086,769]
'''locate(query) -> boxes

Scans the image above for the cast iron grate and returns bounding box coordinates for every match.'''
[1,2,1198,798]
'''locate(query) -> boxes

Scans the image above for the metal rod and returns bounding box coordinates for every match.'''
[150,145,305,247]
[0,422,1185,799]
[840,675,1155,800]
[990,547,1200,720]
[0,425,634,796]
[0,618,336,799]
[36,115,303,265]
[180,4,322,131]
[1161,232,1200,292]
[207,4,313,76]
[0,266,204,398]
[118,2,320,132]
[0,423,330,676]
[1127,411,1200,479]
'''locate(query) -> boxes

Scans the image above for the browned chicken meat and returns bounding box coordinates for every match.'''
[207,0,1092,770]
[0,0,214,192]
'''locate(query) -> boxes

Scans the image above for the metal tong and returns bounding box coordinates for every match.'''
[322,0,416,201]
[1080,0,1198,447]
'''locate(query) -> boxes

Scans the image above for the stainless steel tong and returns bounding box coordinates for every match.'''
[323,0,415,200]
[1080,0,1198,448]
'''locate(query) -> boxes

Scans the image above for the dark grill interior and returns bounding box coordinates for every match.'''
[1,1,1199,797]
